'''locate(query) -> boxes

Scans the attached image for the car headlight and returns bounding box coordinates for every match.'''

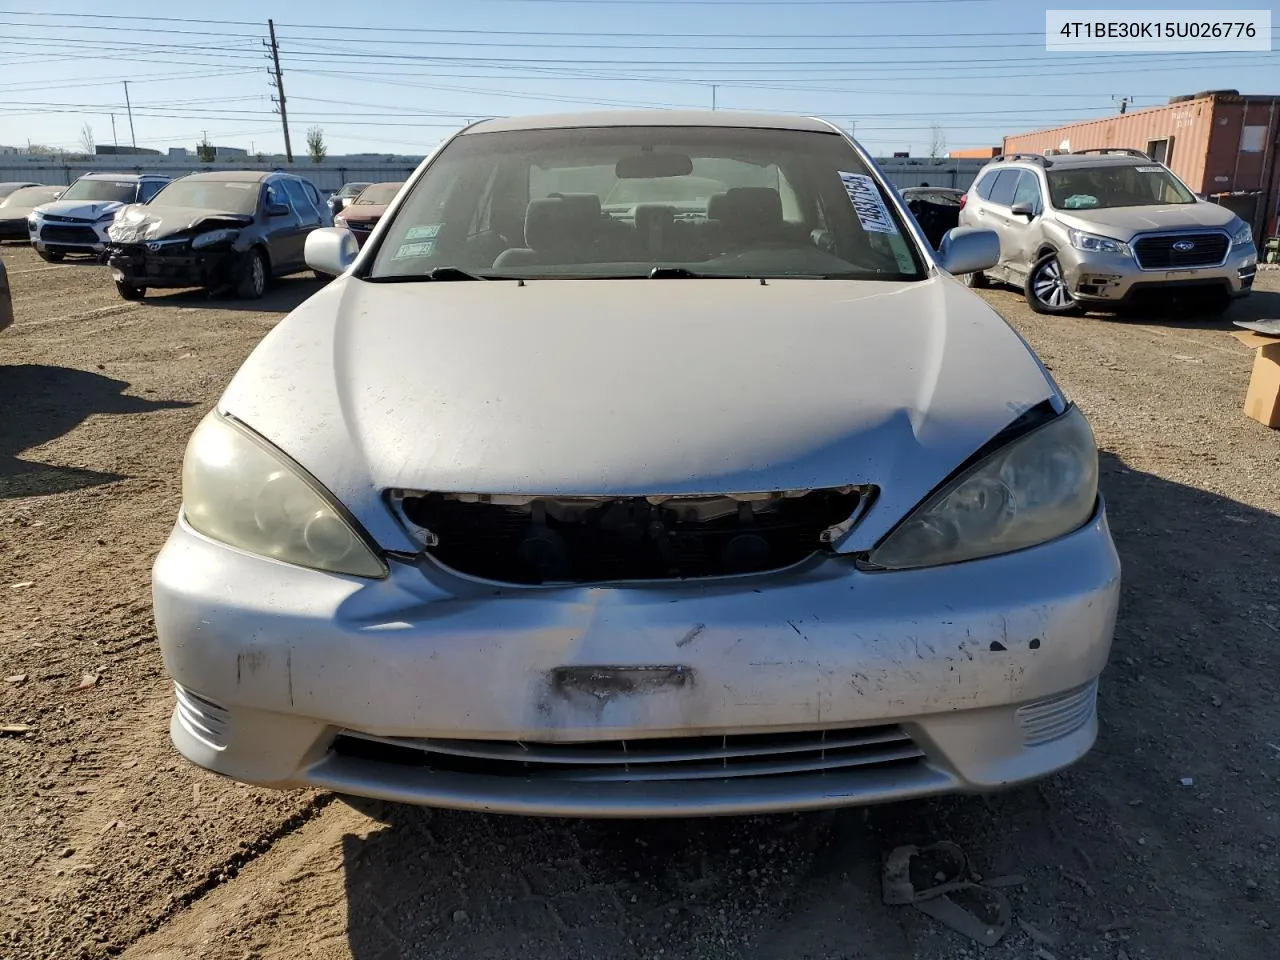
[182,413,386,578]
[866,405,1098,570]
[1230,221,1254,248]
[1068,229,1130,256]
[191,228,240,250]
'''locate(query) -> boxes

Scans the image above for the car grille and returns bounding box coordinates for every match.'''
[332,725,925,783]
[1015,681,1097,747]
[395,488,866,585]
[41,224,98,244]
[173,683,229,751]
[1132,232,1229,270]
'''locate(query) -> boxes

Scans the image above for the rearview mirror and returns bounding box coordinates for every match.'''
[1010,200,1035,218]
[267,202,292,217]
[615,152,694,179]
[305,226,359,277]
[937,227,999,276]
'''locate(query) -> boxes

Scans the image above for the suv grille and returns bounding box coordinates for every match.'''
[396,488,865,584]
[41,225,98,244]
[1133,232,1229,270]
[332,725,925,782]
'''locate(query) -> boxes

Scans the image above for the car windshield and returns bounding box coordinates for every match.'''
[0,186,60,208]
[340,183,372,197]
[369,125,926,281]
[353,183,403,205]
[1047,164,1196,210]
[60,179,137,203]
[148,180,261,214]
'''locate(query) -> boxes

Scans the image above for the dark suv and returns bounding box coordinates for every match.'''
[105,171,333,300]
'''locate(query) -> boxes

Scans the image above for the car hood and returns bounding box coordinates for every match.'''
[1059,201,1237,239]
[109,205,254,242]
[219,276,1060,552]
[34,199,125,221]
[337,203,389,222]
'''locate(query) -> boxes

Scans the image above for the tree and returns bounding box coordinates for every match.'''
[928,123,947,160]
[306,126,327,163]
[79,124,95,154]
[196,135,216,163]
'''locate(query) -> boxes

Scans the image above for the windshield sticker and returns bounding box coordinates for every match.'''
[839,172,898,235]
[403,224,441,241]
[393,240,435,259]
[1135,165,1164,173]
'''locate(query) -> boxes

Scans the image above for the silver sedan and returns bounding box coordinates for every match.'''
[153,110,1119,817]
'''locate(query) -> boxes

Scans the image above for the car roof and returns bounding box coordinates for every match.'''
[178,170,275,183]
[0,181,40,188]
[464,109,840,135]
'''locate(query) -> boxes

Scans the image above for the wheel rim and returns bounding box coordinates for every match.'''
[252,254,264,295]
[1032,259,1073,309]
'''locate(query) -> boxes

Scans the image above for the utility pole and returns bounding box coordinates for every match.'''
[266,19,293,162]
[1114,95,1133,114]
[122,81,137,147]
[110,113,117,147]
[711,84,718,111]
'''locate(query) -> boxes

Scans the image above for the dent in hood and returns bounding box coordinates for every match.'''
[34,199,124,221]
[109,204,253,243]
[1059,200,1237,238]
[220,277,1060,554]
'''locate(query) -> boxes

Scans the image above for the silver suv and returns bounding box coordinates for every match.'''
[958,149,1257,316]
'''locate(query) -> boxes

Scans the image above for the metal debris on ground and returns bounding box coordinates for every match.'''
[881,842,1011,946]
[0,723,35,735]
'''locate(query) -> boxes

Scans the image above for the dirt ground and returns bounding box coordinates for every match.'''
[2,242,1278,960]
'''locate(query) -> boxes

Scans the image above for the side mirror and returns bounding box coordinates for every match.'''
[1010,200,1035,218]
[937,227,1000,276]
[306,226,359,277]
[267,202,292,217]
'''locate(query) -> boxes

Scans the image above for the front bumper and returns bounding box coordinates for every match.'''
[0,219,31,242]
[1062,243,1256,303]
[106,243,236,289]
[30,217,111,255]
[154,503,1121,817]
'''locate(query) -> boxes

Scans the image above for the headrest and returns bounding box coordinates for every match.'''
[524,194,603,250]
[633,203,675,232]
[707,187,783,227]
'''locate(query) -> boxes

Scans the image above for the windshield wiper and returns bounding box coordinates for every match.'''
[368,266,489,283]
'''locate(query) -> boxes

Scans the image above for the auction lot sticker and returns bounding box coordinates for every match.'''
[839,172,898,235]
[1046,10,1271,51]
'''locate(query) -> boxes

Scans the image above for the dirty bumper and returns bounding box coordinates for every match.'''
[154,504,1120,817]
[107,243,236,289]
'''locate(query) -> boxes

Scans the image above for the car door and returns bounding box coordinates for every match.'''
[262,179,306,273]
[1003,171,1046,280]
[978,169,1029,282]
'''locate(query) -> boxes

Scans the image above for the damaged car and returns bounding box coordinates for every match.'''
[106,171,330,300]
[153,111,1120,818]
[0,185,64,242]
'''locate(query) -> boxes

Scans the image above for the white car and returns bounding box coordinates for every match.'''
[153,111,1120,818]
[28,173,169,261]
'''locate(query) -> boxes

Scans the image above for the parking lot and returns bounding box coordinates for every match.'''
[2,243,1278,960]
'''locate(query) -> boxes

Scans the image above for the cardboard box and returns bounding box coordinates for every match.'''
[1232,331,1280,428]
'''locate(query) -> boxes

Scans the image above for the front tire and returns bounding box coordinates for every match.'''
[1026,253,1082,315]
[37,249,64,263]
[114,279,145,301]
[235,248,267,300]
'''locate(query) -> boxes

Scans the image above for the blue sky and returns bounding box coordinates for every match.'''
[1,0,1277,157]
